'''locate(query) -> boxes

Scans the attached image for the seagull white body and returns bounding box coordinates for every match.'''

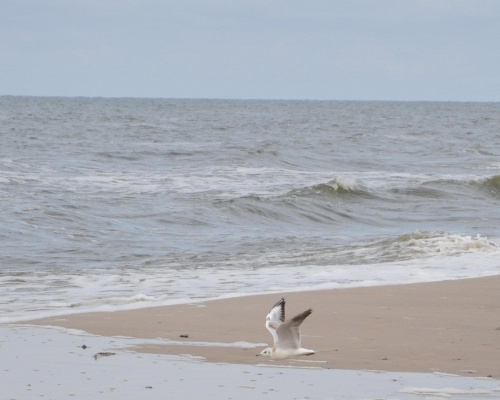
[259,297,315,360]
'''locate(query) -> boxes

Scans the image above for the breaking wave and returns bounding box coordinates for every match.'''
[478,174,500,197]
[304,178,368,197]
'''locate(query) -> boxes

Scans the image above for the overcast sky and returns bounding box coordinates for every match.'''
[2,0,500,101]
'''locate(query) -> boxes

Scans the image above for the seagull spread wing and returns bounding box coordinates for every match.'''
[276,308,312,350]
[265,297,285,346]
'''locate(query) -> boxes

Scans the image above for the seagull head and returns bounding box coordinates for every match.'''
[258,347,272,357]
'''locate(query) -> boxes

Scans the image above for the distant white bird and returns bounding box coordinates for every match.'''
[259,297,315,359]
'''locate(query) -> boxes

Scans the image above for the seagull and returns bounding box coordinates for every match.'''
[258,297,315,359]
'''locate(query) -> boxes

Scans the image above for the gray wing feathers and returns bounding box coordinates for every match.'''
[276,308,312,349]
[270,297,285,323]
[289,308,312,327]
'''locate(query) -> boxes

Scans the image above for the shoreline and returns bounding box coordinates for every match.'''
[24,275,500,378]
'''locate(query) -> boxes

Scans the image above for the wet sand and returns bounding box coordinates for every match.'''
[4,325,500,400]
[28,276,500,378]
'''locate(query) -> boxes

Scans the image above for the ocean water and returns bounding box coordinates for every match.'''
[1,97,499,323]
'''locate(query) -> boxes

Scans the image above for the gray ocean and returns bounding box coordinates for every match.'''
[1,97,499,323]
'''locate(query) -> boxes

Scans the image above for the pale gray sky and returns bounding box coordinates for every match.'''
[2,0,500,101]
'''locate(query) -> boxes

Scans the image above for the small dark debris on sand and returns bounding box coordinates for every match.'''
[94,352,116,360]
[180,334,189,338]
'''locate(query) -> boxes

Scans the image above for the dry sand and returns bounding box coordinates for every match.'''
[28,276,500,378]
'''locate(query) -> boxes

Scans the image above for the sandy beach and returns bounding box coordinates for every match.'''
[28,275,500,378]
